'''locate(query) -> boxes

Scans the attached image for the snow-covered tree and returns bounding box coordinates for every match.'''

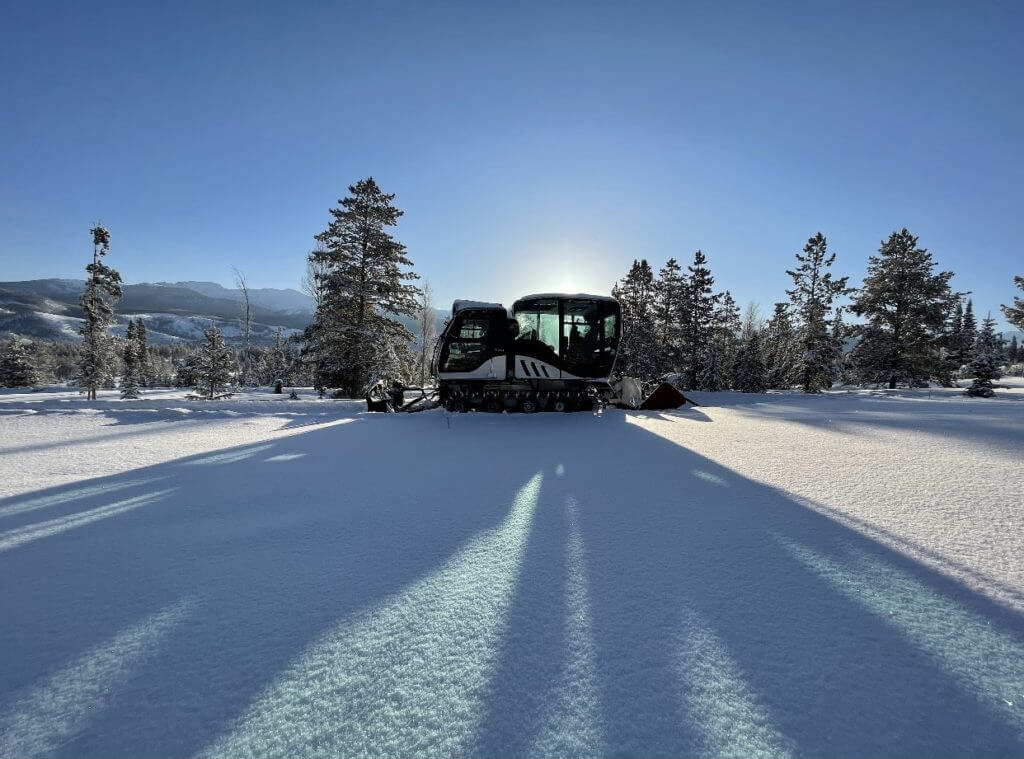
[732,329,767,393]
[762,303,799,389]
[786,232,849,392]
[613,259,659,379]
[310,178,421,397]
[134,318,150,387]
[966,315,1004,398]
[711,291,741,389]
[849,229,957,388]
[0,338,39,387]
[252,328,293,386]
[120,320,142,399]
[682,250,720,388]
[697,343,724,391]
[194,326,236,399]
[960,299,977,366]
[1003,276,1024,332]
[1009,335,1020,365]
[651,258,686,374]
[175,352,201,388]
[79,225,123,400]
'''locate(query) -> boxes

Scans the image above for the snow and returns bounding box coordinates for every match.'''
[1,385,1022,757]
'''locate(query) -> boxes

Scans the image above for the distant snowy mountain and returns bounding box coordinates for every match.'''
[0,279,311,345]
[155,281,314,314]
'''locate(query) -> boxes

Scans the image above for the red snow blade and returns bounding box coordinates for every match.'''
[639,382,688,410]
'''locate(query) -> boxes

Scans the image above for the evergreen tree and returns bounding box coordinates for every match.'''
[1009,335,1019,365]
[682,250,720,388]
[948,300,965,367]
[79,225,123,399]
[849,229,957,388]
[831,308,852,384]
[961,299,977,365]
[612,259,659,379]
[651,258,686,373]
[762,303,799,389]
[732,329,767,393]
[786,233,850,392]
[697,343,724,391]
[1003,276,1024,332]
[309,178,421,397]
[194,326,236,399]
[120,321,141,399]
[711,291,741,389]
[0,338,39,387]
[175,352,201,388]
[134,319,150,387]
[966,315,1004,398]
[263,327,292,385]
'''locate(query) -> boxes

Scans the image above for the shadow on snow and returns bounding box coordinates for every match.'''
[0,407,1021,758]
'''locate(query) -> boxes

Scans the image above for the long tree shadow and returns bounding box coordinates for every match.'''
[472,411,1024,758]
[1,409,1022,758]
[0,412,545,758]
[702,390,1024,454]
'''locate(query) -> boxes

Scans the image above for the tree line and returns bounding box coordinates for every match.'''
[3,185,1023,399]
[612,229,1023,396]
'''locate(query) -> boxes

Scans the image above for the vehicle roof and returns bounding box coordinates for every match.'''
[451,299,507,314]
[514,293,618,303]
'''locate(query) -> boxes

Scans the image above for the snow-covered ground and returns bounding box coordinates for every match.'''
[1,385,1022,758]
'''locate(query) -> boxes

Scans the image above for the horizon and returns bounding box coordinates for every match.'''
[2,2,1022,329]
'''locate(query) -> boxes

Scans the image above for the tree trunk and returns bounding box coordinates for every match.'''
[889,376,897,389]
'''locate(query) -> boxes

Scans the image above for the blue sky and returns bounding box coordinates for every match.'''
[2,1,1021,327]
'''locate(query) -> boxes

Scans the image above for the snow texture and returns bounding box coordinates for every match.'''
[1,383,1023,758]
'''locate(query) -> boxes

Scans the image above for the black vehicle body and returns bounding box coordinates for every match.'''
[433,293,621,412]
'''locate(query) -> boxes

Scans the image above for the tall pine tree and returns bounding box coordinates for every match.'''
[763,303,799,389]
[194,326,236,399]
[711,291,741,389]
[134,318,149,387]
[849,229,957,388]
[310,178,421,397]
[732,329,767,393]
[121,320,142,399]
[966,315,1004,398]
[961,299,977,365]
[79,225,123,400]
[612,259,659,379]
[682,250,720,389]
[786,233,849,392]
[651,258,686,374]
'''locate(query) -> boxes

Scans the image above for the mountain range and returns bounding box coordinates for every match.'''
[0,279,448,346]
[0,279,315,345]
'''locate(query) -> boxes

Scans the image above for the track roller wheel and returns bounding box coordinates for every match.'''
[552,398,569,413]
[520,398,538,413]
[483,396,503,413]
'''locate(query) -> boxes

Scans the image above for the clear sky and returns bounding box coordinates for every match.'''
[2,1,1021,326]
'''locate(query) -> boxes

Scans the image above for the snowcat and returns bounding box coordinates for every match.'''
[432,293,622,412]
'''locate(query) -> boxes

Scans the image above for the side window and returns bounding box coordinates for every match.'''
[441,313,492,372]
[459,318,488,339]
[603,314,617,342]
[515,306,559,357]
[442,341,487,371]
